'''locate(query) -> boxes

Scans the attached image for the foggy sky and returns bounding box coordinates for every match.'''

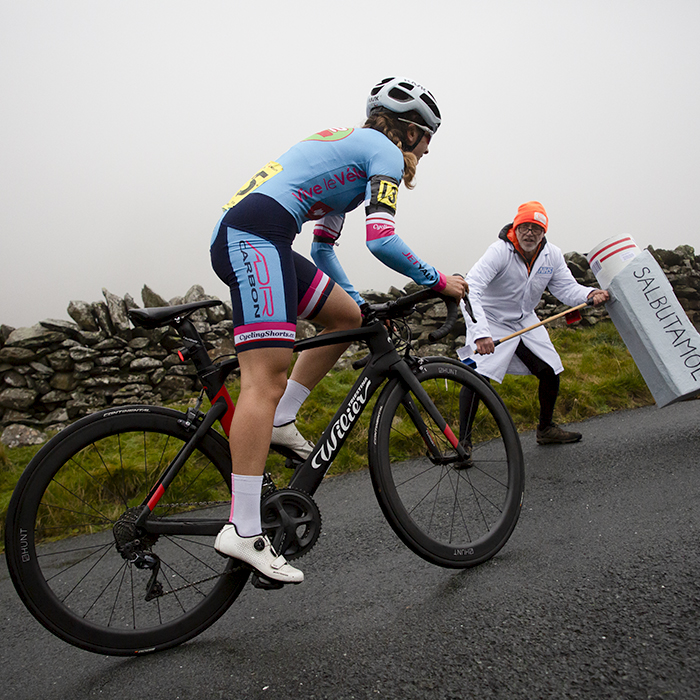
[2,0,699,328]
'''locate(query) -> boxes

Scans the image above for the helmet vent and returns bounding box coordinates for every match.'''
[420,93,441,119]
[388,87,413,103]
[371,77,393,96]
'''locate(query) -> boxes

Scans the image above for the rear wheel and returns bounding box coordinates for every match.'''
[5,406,248,656]
[369,359,524,568]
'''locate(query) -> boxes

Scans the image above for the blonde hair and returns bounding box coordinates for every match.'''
[363,111,419,189]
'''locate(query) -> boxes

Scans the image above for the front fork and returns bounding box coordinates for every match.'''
[396,358,470,462]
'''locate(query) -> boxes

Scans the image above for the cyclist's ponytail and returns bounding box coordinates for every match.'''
[363,111,418,190]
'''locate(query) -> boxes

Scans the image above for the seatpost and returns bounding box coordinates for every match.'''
[172,317,215,374]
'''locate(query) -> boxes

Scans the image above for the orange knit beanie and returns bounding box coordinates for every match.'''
[513,201,548,232]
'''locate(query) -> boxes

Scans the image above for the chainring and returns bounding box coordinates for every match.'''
[260,488,321,560]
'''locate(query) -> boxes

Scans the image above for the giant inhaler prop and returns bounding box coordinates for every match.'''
[588,235,700,407]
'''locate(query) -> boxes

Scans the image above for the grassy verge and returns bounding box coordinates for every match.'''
[0,320,654,545]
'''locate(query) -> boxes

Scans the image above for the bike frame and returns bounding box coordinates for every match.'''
[133,304,467,536]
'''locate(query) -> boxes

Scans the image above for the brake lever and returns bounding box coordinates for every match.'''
[452,272,476,324]
[462,294,477,324]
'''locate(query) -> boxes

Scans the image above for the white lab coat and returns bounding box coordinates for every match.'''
[460,231,596,383]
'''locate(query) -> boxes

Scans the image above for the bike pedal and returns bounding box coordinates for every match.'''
[250,572,285,590]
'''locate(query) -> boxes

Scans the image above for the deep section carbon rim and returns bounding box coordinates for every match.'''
[370,360,524,568]
[5,407,248,655]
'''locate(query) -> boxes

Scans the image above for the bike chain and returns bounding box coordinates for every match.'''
[154,470,278,512]
[151,567,244,598]
[155,500,229,510]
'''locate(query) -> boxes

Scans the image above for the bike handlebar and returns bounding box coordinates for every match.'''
[362,287,463,341]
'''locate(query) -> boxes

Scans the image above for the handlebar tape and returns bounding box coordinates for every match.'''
[429,297,460,342]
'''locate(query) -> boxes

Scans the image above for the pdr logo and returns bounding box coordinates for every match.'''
[240,241,274,318]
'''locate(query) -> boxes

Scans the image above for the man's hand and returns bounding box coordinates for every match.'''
[475,337,496,355]
[587,289,610,306]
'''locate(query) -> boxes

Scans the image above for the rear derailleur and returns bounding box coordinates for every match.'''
[113,507,163,601]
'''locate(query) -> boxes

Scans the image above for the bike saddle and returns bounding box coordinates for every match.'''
[128,300,223,329]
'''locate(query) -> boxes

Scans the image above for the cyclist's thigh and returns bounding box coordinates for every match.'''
[212,227,298,351]
[293,251,336,320]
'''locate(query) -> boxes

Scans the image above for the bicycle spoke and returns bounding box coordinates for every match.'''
[42,540,113,586]
[85,441,129,507]
[70,547,126,613]
[105,561,131,627]
[46,475,120,527]
[162,535,222,577]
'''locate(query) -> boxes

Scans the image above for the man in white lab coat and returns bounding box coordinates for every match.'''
[459,201,609,446]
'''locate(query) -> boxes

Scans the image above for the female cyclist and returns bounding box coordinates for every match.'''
[210,77,469,584]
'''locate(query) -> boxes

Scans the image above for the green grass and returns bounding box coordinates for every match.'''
[0,441,42,530]
[0,320,654,546]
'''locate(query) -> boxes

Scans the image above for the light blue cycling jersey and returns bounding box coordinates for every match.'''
[223,127,403,229]
[217,126,446,323]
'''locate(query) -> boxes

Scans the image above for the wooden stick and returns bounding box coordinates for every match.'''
[493,300,591,348]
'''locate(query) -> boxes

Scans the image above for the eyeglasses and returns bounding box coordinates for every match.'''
[398,118,434,143]
[517,223,545,235]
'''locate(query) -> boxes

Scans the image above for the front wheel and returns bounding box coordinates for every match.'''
[369,359,524,568]
[4,405,248,656]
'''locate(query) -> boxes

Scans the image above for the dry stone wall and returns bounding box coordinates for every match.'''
[2,245,699,446]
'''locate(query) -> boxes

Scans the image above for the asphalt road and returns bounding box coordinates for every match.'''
[1,401,699,700]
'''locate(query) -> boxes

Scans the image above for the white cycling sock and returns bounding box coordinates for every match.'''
[273,379,311,427]
[229,474,263,537]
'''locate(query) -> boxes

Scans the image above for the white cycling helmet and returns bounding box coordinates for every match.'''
[366,77,442,133]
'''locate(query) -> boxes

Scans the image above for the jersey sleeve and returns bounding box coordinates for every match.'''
[312,213,345,244]
[365,206,446,291]
[362,171,446,290]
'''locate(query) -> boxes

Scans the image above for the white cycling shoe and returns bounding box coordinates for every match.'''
[271,421,314,460]
[214,523,304,584]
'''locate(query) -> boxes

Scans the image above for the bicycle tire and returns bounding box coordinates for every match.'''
[369,358,524,568]
[5,405,249,656]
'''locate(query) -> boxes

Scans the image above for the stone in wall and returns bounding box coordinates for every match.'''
[142,285,169,308]
[102,288,132,337]
[67,300,99,332]
[1,423,47,448]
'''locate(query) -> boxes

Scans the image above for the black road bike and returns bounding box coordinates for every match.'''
[5,288,524,656]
